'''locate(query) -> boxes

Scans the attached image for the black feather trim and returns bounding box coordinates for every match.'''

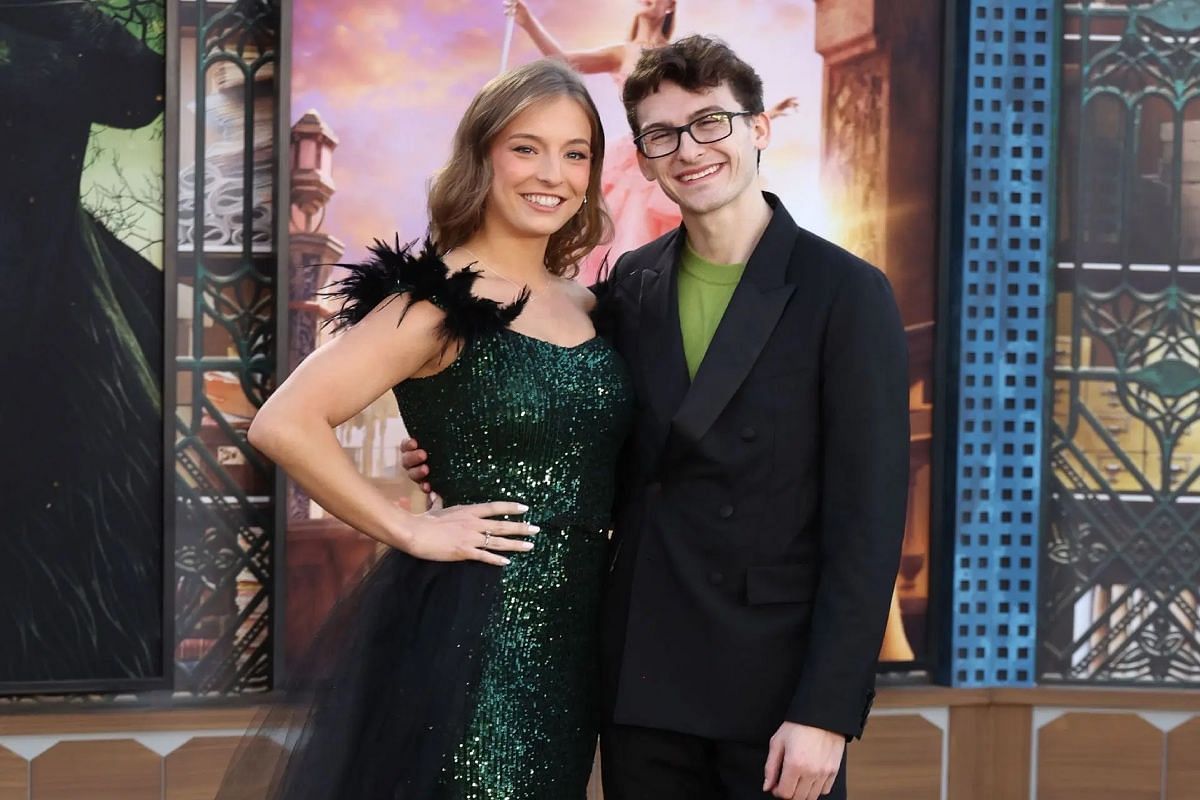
[588,252,623,341]
[321,236,529,348]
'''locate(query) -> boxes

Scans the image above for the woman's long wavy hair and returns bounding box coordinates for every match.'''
[428,59,612,279]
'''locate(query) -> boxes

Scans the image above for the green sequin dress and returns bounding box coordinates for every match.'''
[397,325,631,799]
[232,239,633,800]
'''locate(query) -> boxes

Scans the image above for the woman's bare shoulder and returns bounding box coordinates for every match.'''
[554,274,597,313]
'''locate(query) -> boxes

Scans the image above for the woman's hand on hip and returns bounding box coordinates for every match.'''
[397,501,538,566]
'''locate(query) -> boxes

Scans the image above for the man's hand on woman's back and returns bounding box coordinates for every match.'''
[400,438,435,501]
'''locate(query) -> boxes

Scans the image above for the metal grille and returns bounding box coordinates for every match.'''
[172,0,280,694]
[952,0,1056,686]
[1041,0,1200,685]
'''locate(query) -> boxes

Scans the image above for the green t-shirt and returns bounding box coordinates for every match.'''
[677,242,747,379]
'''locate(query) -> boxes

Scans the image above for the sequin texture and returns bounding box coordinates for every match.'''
[394,327,633,800]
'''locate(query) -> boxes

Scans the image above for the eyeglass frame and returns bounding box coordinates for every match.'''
[632,110,758,159]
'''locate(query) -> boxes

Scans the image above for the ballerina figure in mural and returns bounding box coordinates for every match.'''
[504,0,798,284]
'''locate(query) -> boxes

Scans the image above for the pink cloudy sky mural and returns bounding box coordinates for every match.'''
[292,0,825,265]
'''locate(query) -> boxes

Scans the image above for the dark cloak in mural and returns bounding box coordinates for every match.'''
[0,0,164,686]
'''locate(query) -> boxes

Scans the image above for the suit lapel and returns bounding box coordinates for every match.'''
[672,195,800,447]
[637,229,690,455]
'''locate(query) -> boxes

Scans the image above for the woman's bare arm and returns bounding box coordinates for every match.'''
[248,298,534,564]
[506,0,626,74]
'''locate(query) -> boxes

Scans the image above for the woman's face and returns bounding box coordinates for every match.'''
[485,95,594,242]
[636,0,674,21]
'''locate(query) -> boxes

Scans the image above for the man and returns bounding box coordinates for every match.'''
[403,35,909,800]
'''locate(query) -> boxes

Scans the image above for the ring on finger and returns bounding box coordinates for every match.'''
[482,531,493,549]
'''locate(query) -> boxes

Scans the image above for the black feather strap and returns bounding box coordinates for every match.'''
[322,236,529,348]
[588,252,623,341]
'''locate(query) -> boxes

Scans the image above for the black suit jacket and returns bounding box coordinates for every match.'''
[599,193,909,744]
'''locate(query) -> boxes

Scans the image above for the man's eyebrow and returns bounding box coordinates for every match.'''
[638,106,726,133]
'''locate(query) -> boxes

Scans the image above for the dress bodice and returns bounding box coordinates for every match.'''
[324,237,634,529]
[395,328,632,529]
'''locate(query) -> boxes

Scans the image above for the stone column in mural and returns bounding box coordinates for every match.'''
[815,0,942,660]
[287,110,345,520]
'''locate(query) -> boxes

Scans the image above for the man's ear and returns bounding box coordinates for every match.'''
[752,111,772,151]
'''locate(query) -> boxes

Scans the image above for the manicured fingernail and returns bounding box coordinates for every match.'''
[501,558,512,565]
[528,525,541,533]
[521,542,535,550]
[516,504,529,512]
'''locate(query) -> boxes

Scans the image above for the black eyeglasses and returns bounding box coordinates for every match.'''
[633,110,756,159]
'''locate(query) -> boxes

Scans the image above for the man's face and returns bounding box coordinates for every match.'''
[633,81,769,217]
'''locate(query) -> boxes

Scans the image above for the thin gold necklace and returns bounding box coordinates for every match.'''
[456,247,543,295]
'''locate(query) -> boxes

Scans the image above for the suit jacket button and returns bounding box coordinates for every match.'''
[741,426,757,441]
[719,504,734,519]
[709,571,724,585]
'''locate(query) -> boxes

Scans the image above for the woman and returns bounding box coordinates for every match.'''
[504,0,797,283]
[218,59,632,799]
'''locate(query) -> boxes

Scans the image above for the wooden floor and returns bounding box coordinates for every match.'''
[2,687,1199,799]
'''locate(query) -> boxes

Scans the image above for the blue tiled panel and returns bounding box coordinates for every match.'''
[951,0,1055,686]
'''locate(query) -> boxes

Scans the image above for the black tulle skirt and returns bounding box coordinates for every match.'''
[216,550,504,800]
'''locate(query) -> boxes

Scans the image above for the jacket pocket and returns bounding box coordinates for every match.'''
[745,562,819,605]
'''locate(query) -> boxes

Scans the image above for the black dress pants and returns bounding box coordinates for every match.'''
[601,724,848,800]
